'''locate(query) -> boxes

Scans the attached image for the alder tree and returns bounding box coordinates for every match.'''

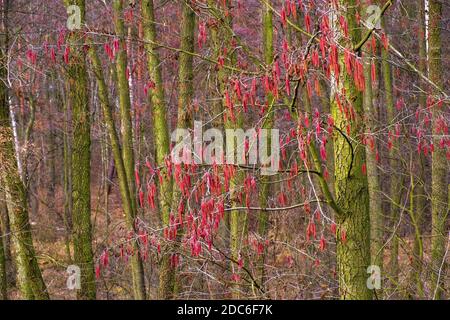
[0,0,448,300]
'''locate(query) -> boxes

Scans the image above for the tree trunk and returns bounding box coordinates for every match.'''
[170,0,196,297]
[0,190,15,289]
[0,198,6,299]
[64,0,96,300]
[256,0,274,291]
[0,0,48,300]
[212,1,247,299]
[363,35,383,287]
[409,0,427,298]
[89,39,147,300]
[0,96,49,301]
[429,0,448,300]
[61,79,73,264]
[380,14,401,289]
[0,4,15,289]
[112,0,147,300]
[206,0,232,298]
[331,0,372,300]
[141,0,174,299]
[113,0,137,215]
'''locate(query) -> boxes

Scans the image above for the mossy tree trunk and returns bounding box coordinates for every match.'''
[380,14,401,288]
[429,0,448,300]
[113,0,137,215]
[0,0,48,300]
[206,0,235,297]
[0,76,48,301]
[112,0,147,300]
[60,79,73,264]
[0,143,49,300]
[141,0,174,299]
[362,35,383,286]
[207,0,229,245]
[176,1,195,132]
[64,0,96,300]
[88,41,147,300]
[170,0,196,297]
[331,0,372,300]
[256,0,274,291]
[212,1,248,299]
[1,196,14,287]
[0,2,7,299]
[0,200,6,299]
[408,0,426,298]
[228,116,247,299]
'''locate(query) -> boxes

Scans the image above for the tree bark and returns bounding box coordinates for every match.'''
[88,42,146,300]
[256,0,274,291]
[0,0,48,300]
[362,34,383,288]
[331,0,372,300]
[0,87,49,301]
[408,0,427,298]
[379,13,402,289]
[141,0,174,299]
[113,0,137,216]
[170,0,196,297]
[429,0,448,300]
[0,197,6,299]
[64,0,96,300]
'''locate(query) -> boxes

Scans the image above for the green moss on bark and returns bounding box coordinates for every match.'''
[0,4,48,299]
[88,41,146,300]
[256,0,274,290]
[429,0,448,300]
[331,0,372,300]
[64,0,96,300]
[142,0,174,299]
